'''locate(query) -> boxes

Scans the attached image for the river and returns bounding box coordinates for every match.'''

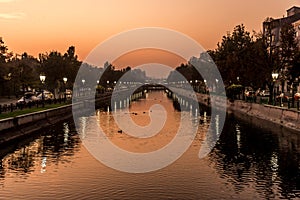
[0,91,299,199]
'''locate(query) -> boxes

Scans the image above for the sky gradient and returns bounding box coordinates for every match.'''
[1,0,299,69]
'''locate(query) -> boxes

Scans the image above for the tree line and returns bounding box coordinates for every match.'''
[0,39,146,98]
[167,23,300,97]
[2,22,299,98]
[0,40,83,98]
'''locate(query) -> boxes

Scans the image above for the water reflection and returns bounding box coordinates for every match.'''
[210,114,300,199]
[0,120,80,187]
[0,91,298,199]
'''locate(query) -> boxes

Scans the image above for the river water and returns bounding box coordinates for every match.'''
[0,91,299,199]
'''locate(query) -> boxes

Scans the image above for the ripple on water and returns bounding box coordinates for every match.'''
[0,91,299,199]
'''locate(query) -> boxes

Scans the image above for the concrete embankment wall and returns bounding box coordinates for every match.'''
[227,100,300,131]
[194,92,300,131]
[0,103,84,144]
[0,91,139,144]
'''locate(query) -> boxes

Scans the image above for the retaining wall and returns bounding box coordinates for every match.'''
[0,103,87,144]
[170,89,300,132]
[228,100,300,131]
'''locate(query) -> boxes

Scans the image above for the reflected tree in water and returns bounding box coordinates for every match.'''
[0,120,81,180]
[209,115,300,199]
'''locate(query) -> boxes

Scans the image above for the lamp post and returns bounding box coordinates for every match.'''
[236,77,241,99]
[96,80,100,95]
[63,77,67,101]
[106,80,110,92]
[272,72,279,105]
[215,79,219,93]
[81,79,85,96]
[291,78,299,108]
[7,73,12,98]
[39,74,46,107]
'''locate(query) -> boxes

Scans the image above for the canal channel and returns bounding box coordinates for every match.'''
[0,91,299,199]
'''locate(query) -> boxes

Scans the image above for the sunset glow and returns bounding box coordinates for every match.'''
[1,0,299,65]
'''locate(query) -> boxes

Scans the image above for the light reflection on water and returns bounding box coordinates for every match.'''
[0,91,299,199]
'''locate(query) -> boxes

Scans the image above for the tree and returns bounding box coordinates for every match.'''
[39,46,81,96]
[279,24,298,68]
[63,46,81,88]
[249,35,273,89]
[0,37,14,96]
[291,51,300,80]
[0,37,8,63]
[9,53,40,96]
[209,24,271,88]
[39,51,65,94]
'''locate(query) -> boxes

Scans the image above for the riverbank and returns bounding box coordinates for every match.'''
[227,100,300,132]
[166,89,300,133]
[195,92,300,132]
[0,104,74,144]
[0,103,70,120]
[0,89,145,144]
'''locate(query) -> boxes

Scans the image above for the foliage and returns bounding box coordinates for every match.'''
[291,51,300,80]
[279,24,298,68]
[0,41,40,96]
[39,46,81,95]
[2,20,300,99]
[209,24,268,89]
[167,23,299,94]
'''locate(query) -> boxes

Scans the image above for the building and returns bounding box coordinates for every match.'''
[263,6,300,47]
[262,6,300,94]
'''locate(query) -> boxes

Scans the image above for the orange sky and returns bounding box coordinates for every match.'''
[1,0,299,68]
[112,49,186,68]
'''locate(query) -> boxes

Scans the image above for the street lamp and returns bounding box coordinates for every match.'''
[204,79,207,93]
[7,73,12,98]
[63,77,67,84]
[291,78,299,108]
[215,79,219,93]
[40,74,46,84]
[272,72,279,81]
[81,79,85,96]
[39,74,46,107]
[272,72,279,105]
[63,77,67,101]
